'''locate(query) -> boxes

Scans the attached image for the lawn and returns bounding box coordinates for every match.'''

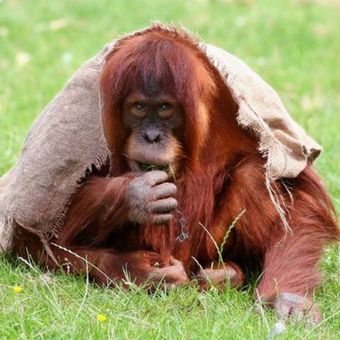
[0,0,339,338]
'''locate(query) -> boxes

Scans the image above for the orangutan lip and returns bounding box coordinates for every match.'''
[136,161,169,172]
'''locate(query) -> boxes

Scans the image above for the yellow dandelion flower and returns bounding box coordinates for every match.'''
[13,286,24,293]
[97,313,107,322]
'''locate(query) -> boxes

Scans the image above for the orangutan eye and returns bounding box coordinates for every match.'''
[133,102,145,110]
[158,102,174,118]
[160,103,172,110]
[131,102,147,118]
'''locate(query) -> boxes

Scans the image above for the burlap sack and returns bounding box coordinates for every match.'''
[0,25,321,251]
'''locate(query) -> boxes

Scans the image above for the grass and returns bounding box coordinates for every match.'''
[0,0,339,338]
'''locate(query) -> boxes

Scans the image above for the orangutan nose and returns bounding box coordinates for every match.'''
[143,130,162,143]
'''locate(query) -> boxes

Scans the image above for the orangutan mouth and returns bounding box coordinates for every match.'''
[136,161,170,172]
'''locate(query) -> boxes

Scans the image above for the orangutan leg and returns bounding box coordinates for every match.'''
[52,246,189,288]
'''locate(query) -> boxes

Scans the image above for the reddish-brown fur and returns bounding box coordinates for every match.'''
[12,26,338,318]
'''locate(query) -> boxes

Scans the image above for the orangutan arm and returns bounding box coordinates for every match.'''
[59,170,177,246]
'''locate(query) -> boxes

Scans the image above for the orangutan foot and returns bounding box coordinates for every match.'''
[195,261,245,291]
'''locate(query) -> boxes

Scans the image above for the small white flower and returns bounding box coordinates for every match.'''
[62,52,73,65]
[16,52,31,66]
